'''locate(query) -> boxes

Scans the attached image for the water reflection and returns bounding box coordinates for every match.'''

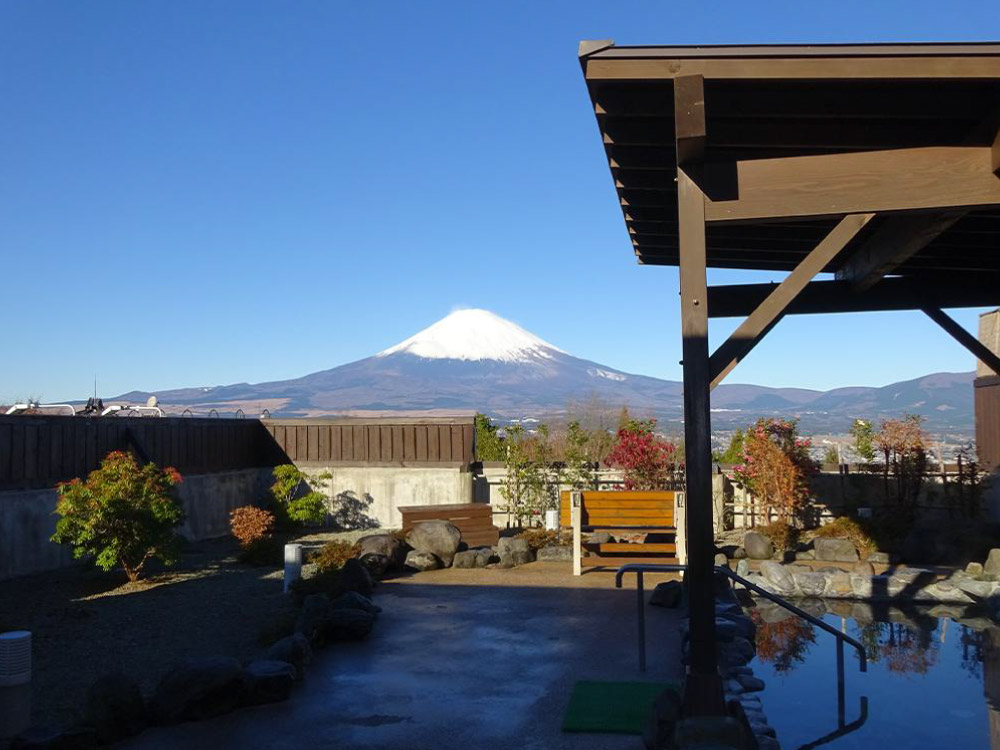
[746,599,1000,749]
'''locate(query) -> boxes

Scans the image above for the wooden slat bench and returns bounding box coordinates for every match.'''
[399,502,500,548]
[559,490,681,574]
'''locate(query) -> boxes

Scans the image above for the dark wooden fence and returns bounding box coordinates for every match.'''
[976,375,1000,471]
[262,417,475,466]
[0,415,287,491]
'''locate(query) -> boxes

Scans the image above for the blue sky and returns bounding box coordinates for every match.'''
[1,1,996,402]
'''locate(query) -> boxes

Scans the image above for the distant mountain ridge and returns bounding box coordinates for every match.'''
[113,309,976,436]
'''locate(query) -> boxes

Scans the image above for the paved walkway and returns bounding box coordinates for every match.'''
[124,563,683,750]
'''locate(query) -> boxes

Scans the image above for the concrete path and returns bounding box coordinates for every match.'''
[124,563,683,750]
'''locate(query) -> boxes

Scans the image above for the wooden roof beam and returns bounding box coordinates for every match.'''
[835,212,966,291]
[707,213,875,390]
[708,276,1000,317]
[923,307,1000,377]
[700,146,1000,223]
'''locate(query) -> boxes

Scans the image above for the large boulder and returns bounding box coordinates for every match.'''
[743,532,774,561]
[453,547,496,568]
[151,656,244,725]
[241,660,297,706]
[325,609,376,641]
[649,580,683,608]
[759,561,794,594]
[985,549,1000,577]
[358,534,407,568]
[85,673,146,744]
[331,591,381,614]
[339,558,374,597]
[264,633,312,680]
[813,538,859,563]
[536,545,572,562]
[296,594,335,644]
[792,571,828,597]
[497,537,535,567]
[405,521,462,566]
[405,550,440,571]
[359,553,391,578]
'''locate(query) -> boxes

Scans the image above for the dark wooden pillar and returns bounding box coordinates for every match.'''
[674,74,725,715]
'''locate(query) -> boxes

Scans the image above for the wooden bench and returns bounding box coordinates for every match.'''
[559,490,681,575]
[399,503,500,548]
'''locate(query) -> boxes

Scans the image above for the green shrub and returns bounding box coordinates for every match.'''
[51,451,185,582]
[270,464,330,525]
[758,521,800,552]
[516,528,559,551]
[813,517,876,556]
[309,540,361,573]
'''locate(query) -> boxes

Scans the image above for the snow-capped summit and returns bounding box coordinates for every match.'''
[376,309,565,363]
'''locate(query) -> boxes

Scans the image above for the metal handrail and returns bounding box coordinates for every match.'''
[615,562,869,743]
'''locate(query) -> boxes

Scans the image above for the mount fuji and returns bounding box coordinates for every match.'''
[113,309,975,434]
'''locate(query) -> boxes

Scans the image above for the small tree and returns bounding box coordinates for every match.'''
[605,418,680,491]
[474,413,505,461]
[875,415,928,511]
[733,418,817,524]
[563,420,598,490]
[850,419,877,464]
[714,429,745,464]
[270,464,330,525]
[498,424,554,527]
[52,451,185,582]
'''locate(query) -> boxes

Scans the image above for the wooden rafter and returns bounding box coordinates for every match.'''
[701,146,1000,222]
[835,212,966,291]
[707,276,1000,318]
[923,307,1000,378]
[707,214,875,389]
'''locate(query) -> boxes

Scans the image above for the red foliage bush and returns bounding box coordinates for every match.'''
[230,506,276,549]
[605,418,680,491]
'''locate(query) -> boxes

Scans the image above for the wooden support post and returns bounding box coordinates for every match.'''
[923,307,1000,377]
[708,213,875,389]
[674,73,724,715]
[571,491,582,576]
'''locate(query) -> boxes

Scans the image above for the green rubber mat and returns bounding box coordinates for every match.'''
[561,680,679,734]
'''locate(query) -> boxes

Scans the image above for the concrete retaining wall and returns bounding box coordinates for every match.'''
[308,464,474,529]
[0,467,274,581]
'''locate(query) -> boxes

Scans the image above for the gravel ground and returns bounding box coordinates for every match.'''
[0,529,376,729]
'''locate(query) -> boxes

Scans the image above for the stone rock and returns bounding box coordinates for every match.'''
[358,533,407,568]
[714,552,730,569]
[823,570,853,598]
[850,574,873,599]
[957,577,999,600]
[649,580,683,608]
[985,549,1000,577]
[733,546,747,560]
[241,660,296,706]
[536,545,572,562]
[497,537,531,555]
[793,571,828,597]
[264,633,312,680]
[717,612,756,642]
[715,619,741,642]
[854,561,875,576]
[404,549,440,571]
[641,688,682,750]
[359,553,391,578]
[452,550,480,568]
[85,673,146,744]
[718,636,755,667]
[331,591,381,614]
[325,608,376,641]
[151,656,244,725]
[867,551,890,564]
[589,531,614,544]
[339,558,374,597]
[735,559,750,579]
[749,720,777,738]
[500,549,535,567]
[405,520,462,566]
[813,538,859,563]
[759,561,795,593]
[967,561,985,577]
[757,737,781,750]
[743,531,774,560]
[296,594,335,644]
[724,678,744,695]
[737,674,765,692]
[11,725,97,750]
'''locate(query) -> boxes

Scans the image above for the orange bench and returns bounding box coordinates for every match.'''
[559,490,680,574]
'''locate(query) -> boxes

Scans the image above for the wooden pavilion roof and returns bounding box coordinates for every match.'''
[580,41,1000,285]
